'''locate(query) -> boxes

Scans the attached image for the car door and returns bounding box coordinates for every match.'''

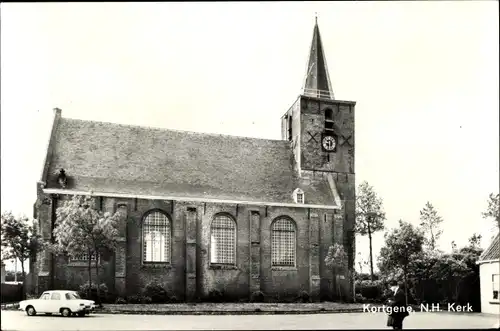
[49,292,62,313]
[36,293,51,313]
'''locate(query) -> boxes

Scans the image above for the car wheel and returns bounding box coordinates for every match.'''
[78,311,86,317]
[61,308,71,317]
[26,306,36,316]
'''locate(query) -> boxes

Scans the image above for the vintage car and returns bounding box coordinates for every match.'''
[19,290,95,317]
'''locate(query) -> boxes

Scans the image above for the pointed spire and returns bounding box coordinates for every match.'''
[302,16,335,100]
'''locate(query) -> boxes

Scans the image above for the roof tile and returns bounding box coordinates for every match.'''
[479,234,499,261]
[46,118,336,206]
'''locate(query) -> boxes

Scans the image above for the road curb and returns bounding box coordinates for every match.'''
[95,308,366,315]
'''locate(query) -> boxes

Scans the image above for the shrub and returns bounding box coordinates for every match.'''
[127,295,142,304]
[142,282,168,303]
[250,291,265,303]
[208,289,224,303]
[0,283,23,303]
[26,293,38,300]
[355,280,385,301]
[141,296,153,304]
[355,293,366,303]
[78,282,109,303]
[296,291,311,303]
[355,273,380,281]
[320,293,334,302]
[265,295,278,303]
[115,297,127,304]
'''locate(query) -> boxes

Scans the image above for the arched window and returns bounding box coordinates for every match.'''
[325,108,334,133]
[210,214,236,265]
[142,211,171,263]
[293,188,305,204]
[271,217,296,267]
[325,108,333,121]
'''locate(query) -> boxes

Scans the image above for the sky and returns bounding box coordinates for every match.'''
[1,2,499,273]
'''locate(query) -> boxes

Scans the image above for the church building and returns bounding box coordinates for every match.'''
[32,19,356,302]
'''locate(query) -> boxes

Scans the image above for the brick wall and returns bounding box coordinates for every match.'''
[36,193,348,301]
[296,95,356,300]
[299,96,355,174]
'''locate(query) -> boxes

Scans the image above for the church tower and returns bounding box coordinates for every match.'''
[281,17,355,175]
[281,16,356,274]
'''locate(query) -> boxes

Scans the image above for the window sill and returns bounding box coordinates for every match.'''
[489,300,500,305]
[68,261,100,267]
[271,266,297,271]
[141,262,172,269]
[210,264,238,270]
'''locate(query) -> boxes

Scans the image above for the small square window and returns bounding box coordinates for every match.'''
[296,193,304,204]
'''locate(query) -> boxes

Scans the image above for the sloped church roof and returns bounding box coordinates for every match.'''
[39,18,342,209]
[41,115,335,207]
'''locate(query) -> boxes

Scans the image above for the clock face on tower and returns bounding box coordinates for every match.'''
[322,135,336,152]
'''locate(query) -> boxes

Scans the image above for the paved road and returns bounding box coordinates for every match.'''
[1,310,498,330]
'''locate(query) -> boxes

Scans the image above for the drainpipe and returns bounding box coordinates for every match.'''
[50,195,58,289]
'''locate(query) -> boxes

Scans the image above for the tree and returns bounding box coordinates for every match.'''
[51,195,120,303]
[468,233,482,249]
[419,202,443,251]
[1,211,42,291]
[378,220,425,305]
[325,243,348,300]
[482,193,499,231]
[431,254,469,303]
[355,181,386,281]
[406,243,483,306]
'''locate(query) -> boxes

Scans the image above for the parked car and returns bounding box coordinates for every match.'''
[19,290,95,317]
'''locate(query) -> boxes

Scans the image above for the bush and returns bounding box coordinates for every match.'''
[355,272,380,281]
[142,282,169,303]
[1,283,23,303]
[355,293,366,303]
[115,297,127,304]
[141,296,153,304]
[355,280,386,301]
[320,293,334,302]
[250,291,265,303]
[296,291,311,303]
[207,289,224,303]
[78,282,109,303]
[127,295,142,304]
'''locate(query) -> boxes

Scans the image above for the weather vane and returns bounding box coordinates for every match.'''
[315,12,318,23]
